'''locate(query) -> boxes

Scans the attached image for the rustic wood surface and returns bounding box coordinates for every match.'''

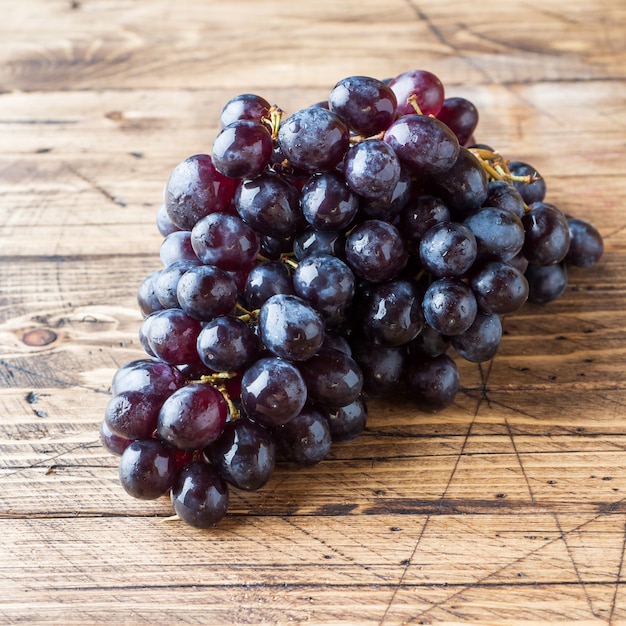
[1,0,626,624]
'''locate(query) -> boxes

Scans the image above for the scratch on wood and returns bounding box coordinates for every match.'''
[504,418,536,505]
[65,163,127,207]
[609,521,626,625]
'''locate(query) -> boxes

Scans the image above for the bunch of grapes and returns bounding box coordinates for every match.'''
[100,69,604,528]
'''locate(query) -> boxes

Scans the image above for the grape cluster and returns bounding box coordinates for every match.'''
[101,69,604,528]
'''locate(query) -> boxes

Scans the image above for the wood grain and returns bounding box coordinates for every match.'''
[1,0,626,624]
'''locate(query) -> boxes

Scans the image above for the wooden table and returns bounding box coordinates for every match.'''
[1,0,625,623]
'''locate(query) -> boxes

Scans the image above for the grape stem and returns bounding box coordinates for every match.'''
[217,384,240,421]
[261,105,283,141]
[469,147,540,186]
[407,94,424,116]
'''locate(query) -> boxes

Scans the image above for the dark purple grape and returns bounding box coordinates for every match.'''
[244,260,295,309]
[525,263,568,304]
[157,383,228,451]
[323,398,367,442]
[564,218,604,268]
[219,93,271,127]
[328,75,397,136]
[277,107,350,174]
[118,439,178,500]
[293,227,345,260]
[419,222,477,278]
[137,270,164,317]
[469,260,529,315]
[345,219,408,283]
[451,311,502,363]
[422,277,478,336]
[298,349,363,408]
[321,331,352,356]
[240,357,308,427]
[155,259,200,309]
[509,161,547,205]
[104,390,161,440]
[191,212,260,271]
[100,419,133,456]
[273,406,332,465]
[212,119,273,179]
[343,140,401,199]
[359,167,413,221]
[464,206,525,262]
[208,417,275,491]
[431,147,489,214]
[197,316,260,372]
[384,114,459,175]
[485,180,525,219]
[508,252,529,274]
[259,233,296,260]
[300,171,359,231]
[292,254,355,326]
[389,69,445,116]
[357,279,424,347]
[436,96,479,146]
[522,202,570,266]
[176,265,238,321]
[350,335,405,397]
[404,353,460,412]
[160,231,198,266]
[171,461,229,528]
[235,172,305,237]
[399,194,450,242]
[111,358,185,402]
[164,154,237,230]
[258,294,325,361]
[140,308,203,366]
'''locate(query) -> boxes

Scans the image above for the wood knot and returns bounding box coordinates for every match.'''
[22,328,57,347]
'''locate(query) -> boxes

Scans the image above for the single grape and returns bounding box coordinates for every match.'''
[259,232,296,260]
[464,206,525,262]
[137,270,165,317]
[154,259,200,309]
[345,219,408,283]
[164,154,237,230]
[356,279,424,347]
[104,390,161,440]
[171,461,229,528]
[431,147,489,214]
[140,308,203,366]
[157,383,228,451]
[419,222,478,278]
[160,231,198,266]
[208,417,275,491]
[235,172,305,237]
[196,316,260,372]
[219,93,271,127]
[100,419,133,456]
[422,277,478,336]
[451,311,502,363]
[408,324,451,358]
[240,357,308,427]
[349,335,405,397]
[564,217,604,268]
[292,254,355,326]
[298,349,364,408]
[244,260,295,309]
[399,194,450,242]
[212,119,273,179]
[323,398,368,442]
[273,405,332,465]
[404,353,460,412]
[343,139,401,199]
[156,202,181,237]
[277,107,350,174]
[388,69,445,116]
[509,161,546,204]
[525,263,568,304]
[258,294,325,361]
[300,171,359,231]
[522,202,571,266]
[384,114,459,175]
[436,96,479,146]
[485,180,526,219]
[359,167,413,221]
[328,75,397,136]
[191,212,260,271]
[111,358,185,402]
[176,264,238,321]
[118,439,178,500]
[469,260,529,315]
